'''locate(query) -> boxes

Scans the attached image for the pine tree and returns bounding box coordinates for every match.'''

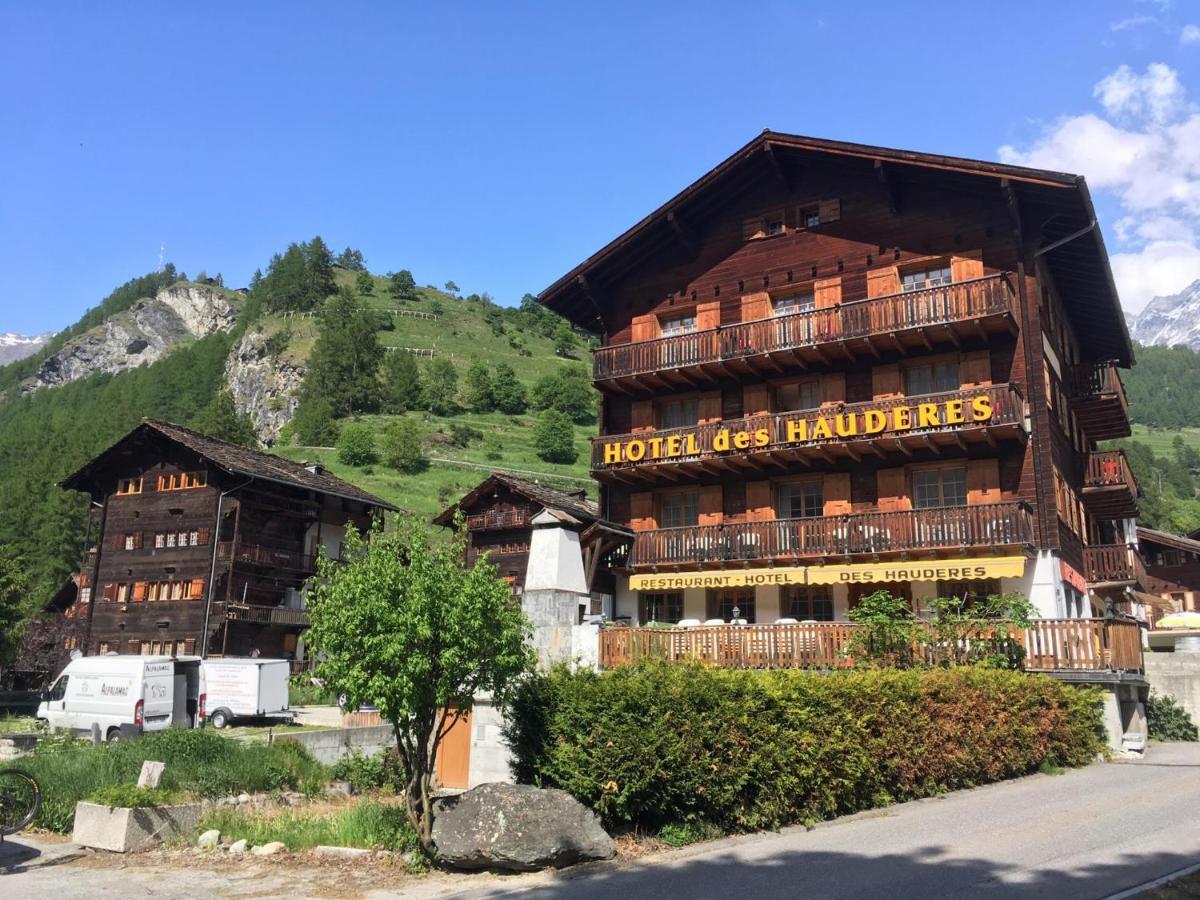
[292,396,340,446]
[336,247,367,271]
[192,389,257,447]
[465,360,495,412]
[380,349,423,413]
[491,363,527,414]
[304,236,337,306]
[302,287,384,416]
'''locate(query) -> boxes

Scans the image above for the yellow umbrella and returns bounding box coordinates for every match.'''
[1155,611,1200,630]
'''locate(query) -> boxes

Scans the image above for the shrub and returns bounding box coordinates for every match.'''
[505,663,1103,833]
[330,748,403,794]
[448,422,483,448]
[336,422,377,466]
[846,589,924,668]
[534,409,578,464]
[381,419,426,473]
[289,675,337,707]
[89,784,178,808]
[1146,692,1199,741]
[292,396,340,447]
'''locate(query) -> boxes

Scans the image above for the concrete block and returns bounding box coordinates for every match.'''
[315,845,373,859]
[251,841,286,856]
[137,760,165,788]
[72,801,203,853]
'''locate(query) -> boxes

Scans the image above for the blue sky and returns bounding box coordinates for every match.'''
[3,0,1200,334]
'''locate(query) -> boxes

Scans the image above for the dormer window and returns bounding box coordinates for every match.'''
[800,206,821,228]
[774,292,814,317]
[901,265,952,292]
[766,218,785,237]
[660,313,696,336]
[116,478,143,496]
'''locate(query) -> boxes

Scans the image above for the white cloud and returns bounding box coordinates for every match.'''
[1183,23,1200,43]
[1111,14,1157,31]
[1001,63,1200,312]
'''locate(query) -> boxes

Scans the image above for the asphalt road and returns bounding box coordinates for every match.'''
[4,743,1199,899]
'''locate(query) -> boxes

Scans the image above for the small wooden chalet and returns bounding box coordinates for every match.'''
[55,419,395,669]
[1137,527,1200,622]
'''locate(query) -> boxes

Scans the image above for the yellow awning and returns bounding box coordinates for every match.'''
[629,557,1027,591]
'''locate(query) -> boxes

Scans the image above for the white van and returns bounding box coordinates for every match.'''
[36,655,205,742]
[202,658,291,729]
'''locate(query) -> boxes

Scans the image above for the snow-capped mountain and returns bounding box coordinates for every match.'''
[1126,279,1200,350]
[0,332,53,366]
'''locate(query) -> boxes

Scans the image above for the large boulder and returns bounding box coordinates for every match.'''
[432,783,615,872]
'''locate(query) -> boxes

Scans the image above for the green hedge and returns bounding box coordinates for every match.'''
[505,663,1103,832]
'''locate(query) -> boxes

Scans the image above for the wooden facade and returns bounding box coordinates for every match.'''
[41,420,394,676]
[540,132,1141,624]
[1137,527,1200,622]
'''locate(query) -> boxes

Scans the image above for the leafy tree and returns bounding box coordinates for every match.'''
[534,409,578,464]
[388,270,419,303]
[356,271,374,295]
[292,396,340,446]
[531,367,596,423]
[382,419,426,473]
[552,321,578,357]
[301,287,384,416]
[443,281,459,294]
[380,350,423,414]
[423,358,459,416]
[0,548,30,666]
[491,363,527,414]
[464,360,495,412]
[336,422,378,466]
[191,389,257,447]
[336,247,367,271]
[305,520,533,856]
[846,590,923,668]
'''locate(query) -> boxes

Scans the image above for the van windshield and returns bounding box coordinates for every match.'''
[47,675,68,701]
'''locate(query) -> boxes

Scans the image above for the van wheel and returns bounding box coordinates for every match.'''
[106,728,122,743]
[210,709,231,730]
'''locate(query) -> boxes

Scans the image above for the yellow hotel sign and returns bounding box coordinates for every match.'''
[602,395,994,464]
[629,556,1027,592]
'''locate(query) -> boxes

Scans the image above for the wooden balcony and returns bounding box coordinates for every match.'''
[1068,361,1130,441]
[593,274,1015,390]
[592,384,1027,482]
[1082,450,1139,519]
[629,502,1034,568]
[599,618,1143,674]
[225,602,310,628]
[1083,543,1146,587]
[465,507,533,531]
[217,541,317,574]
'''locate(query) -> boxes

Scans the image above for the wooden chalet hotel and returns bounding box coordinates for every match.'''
[540,131,1143,626]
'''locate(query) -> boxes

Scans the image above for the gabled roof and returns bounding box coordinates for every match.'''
[433,472,599,528]
[1139,526,1200,557]
[62,419,397,510]
[539,129,1132,365]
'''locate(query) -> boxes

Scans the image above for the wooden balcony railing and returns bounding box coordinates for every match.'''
[1082,450,1139,519]
[1083,543,1146,585]
[465,507,533,531]
[598,618,1143,674]
[594,274,1014,383]
[592,384,1026,475]
[217,541,317,574]
[1069,362,1130,441]
[225,602,310,627]
[630,502,1034,567]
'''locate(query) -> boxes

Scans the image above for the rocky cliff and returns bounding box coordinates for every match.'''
[1127,279,1200,350]
[20,284,238,394]
[224,327,305,445]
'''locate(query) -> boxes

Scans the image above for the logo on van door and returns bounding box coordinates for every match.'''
[100,683,129,697]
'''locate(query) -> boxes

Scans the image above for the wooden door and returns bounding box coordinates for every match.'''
[436,709,472,790]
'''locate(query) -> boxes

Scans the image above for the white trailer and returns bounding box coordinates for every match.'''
[201,658,292,728]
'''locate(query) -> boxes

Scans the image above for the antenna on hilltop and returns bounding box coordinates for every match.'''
[158,242,165,272]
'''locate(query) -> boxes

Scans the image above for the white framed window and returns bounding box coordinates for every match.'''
[124,534,136,550]
[189,531,199,546]
[773,292,814,316]
[901,265,952,293]
[660,492,699,529]
[913,466,968,508]
[166,533,177,548]
[660,313,697,336]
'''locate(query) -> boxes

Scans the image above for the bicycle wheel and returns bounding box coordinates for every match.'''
[0,768,41,835]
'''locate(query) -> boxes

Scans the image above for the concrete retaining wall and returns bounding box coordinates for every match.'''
[1145,651,1200,723]
[271,725,394,765]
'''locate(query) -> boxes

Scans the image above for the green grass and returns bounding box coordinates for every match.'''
[0,714,41,733]
[1118,424,1200,456]
[198,798,417,852]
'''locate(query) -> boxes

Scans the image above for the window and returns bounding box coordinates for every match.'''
[901,265,952,292]
[47,675,68,702]
[115,583,131,603]
[786,585,834,621]
[658,398,699,429]
[905,361,960,396]
[639,592,684,624]
[800,206,821,228]
[124,534,137,550]
[778,481,823,519]
[775,380,821,412]
[97,642,110,654]
[189,531,200,547]
[166,532,177,548]
[157,470,208,492]
[913,466,968,508]
[140,641,151,655]
[937,579,1001,609]
[79,587,91,604]
[660,492,699,529]
[709,589,755,623]
[766,217,785,237]
[660,313,697,336]
[774,292,814,316]
[116,477,142,496]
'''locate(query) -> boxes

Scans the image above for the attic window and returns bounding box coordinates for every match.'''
[800,206,821,228]
[766,218,785,237]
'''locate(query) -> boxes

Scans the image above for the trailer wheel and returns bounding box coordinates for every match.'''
[106,727,123,743]
[210,709,231,730]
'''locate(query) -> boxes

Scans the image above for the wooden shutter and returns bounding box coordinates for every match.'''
[184,638,196,655]
[630,492,655,531]
[960,350,992,388]
[867,267,899,298]
[746,481,773,522]
[740,291,771,322]
[696,301,721,331]
[820,373,845,406]
[742,216,766,241]
[966,459,1001,505]
[631,400,654,433]
[631,314,658,342]
[823,473,852,515]
[698,392,722,425]
[102,583,117,601]
[698,486,723,526]
[189,578,206,600]
[872,364,902,399]
[814,277,841,309]
[951,251,983,283]
[197,528,211,546]
[722,385,744,419]
[743,384,770,417]
[132,582,147,602]
[876,468,911,512]
[127,639,141,654]
[723,480,747,521]
[818,198,841,223]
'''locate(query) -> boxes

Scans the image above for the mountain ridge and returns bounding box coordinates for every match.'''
[0,331,54,366]
[1126,278,1200,350]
